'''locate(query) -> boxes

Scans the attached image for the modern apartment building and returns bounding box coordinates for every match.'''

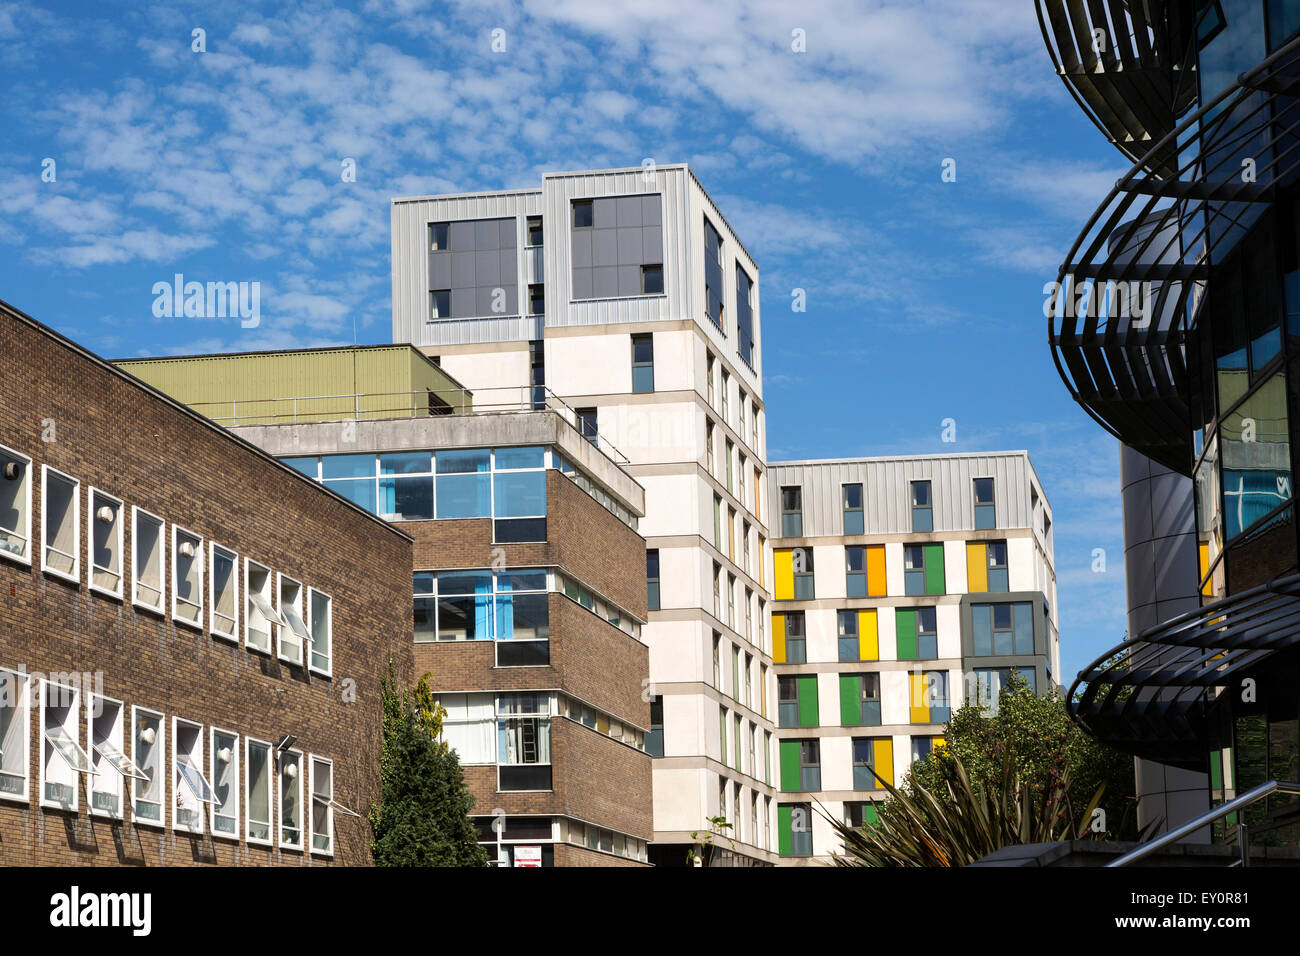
[388,165,778,865]
[1042,0,1300,844]
[766,453,1059,863]
[121,347,655,866]
[0,299,415,866]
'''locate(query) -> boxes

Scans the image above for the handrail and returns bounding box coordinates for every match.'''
[1107,780,1300,866]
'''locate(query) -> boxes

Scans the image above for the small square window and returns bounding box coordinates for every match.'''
[526,216,543,246]
[641,264,664,294]
[573,200,594,228]
[528,283,545,315]
[430,289,451,320]
[429,221,450,251]
[0,445,32,565]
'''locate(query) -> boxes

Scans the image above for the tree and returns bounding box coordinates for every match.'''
[907,671,1139,840]
[371,663,488,867]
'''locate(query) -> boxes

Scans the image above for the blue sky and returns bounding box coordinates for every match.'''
[0,0,1132,679]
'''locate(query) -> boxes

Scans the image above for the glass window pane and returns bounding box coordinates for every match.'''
[440,594,492,640]
[436,474,491,517]
[494,472,546,518]
[439,571,494,595]
[380,452,432,474]
[497,592,549,641]
[498,570,547,592]
[495,446,545,470]
[379,476,434,519]
[323,478,376,512]
[437,449,490,474]
[321,454,376,479]
[282,456,318,477]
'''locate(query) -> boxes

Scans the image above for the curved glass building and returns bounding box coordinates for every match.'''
[1042,0,1300,844]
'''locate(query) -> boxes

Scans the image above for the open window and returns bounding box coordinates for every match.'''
[41,466,80,582]
[309,588,332,676]
[209,543,239,641]
[171,525,204,629]
[210,728,239,839]
[310,755,341,856]
[88,694,142,819]
[40,679,91,810]
[245,737,273,845]
[131,706,165,827]
[0,444,32,564]
[87,488,124,598]
[0,668,30,802]
[278,574,310,667]
[245,560,280,654]
[131,507,166,613]
[172,718,212,833]
[278,748,304,850]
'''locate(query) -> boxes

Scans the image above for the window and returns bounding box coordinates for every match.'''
[83,487,123,597]
[632,333,654,393]
[838,610,859,661]
[727,572,736,627]
[528,283,545,315]
[279,748,304,849]
[853,738,888,790]
[88,695,135,819]
[840,673,882,726]
[647,696,664,757]
[646,549,660,611]
[309,588,333,675]
[131,706,165,826]
[972,667,1037,713]
[572,200,593,228]
[764,731,772,786]
[428,221,450,250]
[904,543,945,596]
[744,655,752,708]
[911,480,933,532]
[778,675,818,728]
[0,445,32,564]
[641,264,664,294]
[246,737,273,844]
[278,574,310,667]
[759,662,768,718]
[497,694,552,791]
[721,370,730,422]
[713,559,722,616]
[210,728,239,839]
[910,671,950,724]
[776,611,806,663]
[209,543,239,641]
[733,715,742,770]
[0,669,30,802]
[974,477,996,529]
[310,755,334,856]
[779,739,820,791]
[780,486,803,537]
[718,706,727,763]
[171,525,204,628]
[245,559,277,654]
[731,644,740,701]
[430,289,451,319]
[704,219,724,329]
[780,803,813,857]
[987,541,1009,591]
[843,483,864,535]
[845,801,879,831]
[972,602,1035,656]
[41,466,79,582]
[173,718,212,834]
[706,419,715,475]
[745,586,753,639]
[577,408,598,446]
[792,547,814,599]
[131,507,165,613]
[846,545,877,598]
[41,679,91,810]
[713,632,721,687]
[736,265,755,367]
[738,463,747,523]
[414,569,550,664]
[912,736,942,763]
[439,693,496,764]
[896,606,938,660]
[492,447,547,543]
[526,215,543,246]
[725,440,734,494]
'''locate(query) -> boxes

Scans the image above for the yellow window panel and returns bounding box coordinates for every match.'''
[772,612,786,663]
[966,542,988,593]
[909,673,930,723]
[866,545,887,596]
[858,609,879,661]
[1198,542,1212,597]
[873,738,894,787]
[774,549,794,600]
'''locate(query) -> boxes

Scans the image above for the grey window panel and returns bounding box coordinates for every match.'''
[572,268,593,299]
[617,265,641,295]
[641,195,662,225]
[499,249,517,280]
[592,267,619,298]
[617,228,643,265]
[451,288,477,318]
[616,196,642,227]
[594,198,618,229]
[499,218,516,248]
[642,226,662,263]
[572,231,593,268]
[593,229,619,268]
[452,252,476,286]
[450,220,477,250]
[475,220,499,249]
[474,250,500,285]
[429,252,452,287]
[476,286,499,317]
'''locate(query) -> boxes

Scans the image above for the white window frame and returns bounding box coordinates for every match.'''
[245,559,276,655]
[278,748,304,850]
[308,587,333,677]
[209,727,240,841]
[245,736,274,846]
[131,705,166,828]
[87,693,130,820]
[131,506,166,614]
[40,465,80,584]
[209,542,240,642]
[86,486,125,599]
[0,444,33,566]
[278,573,308,667]
[39,678,87,811]
[172,716,212,834]
[0,667,31,803]
[171,525,204,630]
[309,755,334,857]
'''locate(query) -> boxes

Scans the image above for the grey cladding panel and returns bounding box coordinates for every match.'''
[427,216,518,320]
[571,193,664,300]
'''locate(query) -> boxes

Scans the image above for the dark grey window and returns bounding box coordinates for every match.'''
[987,540,1009,591]
[646,549,660,611]
[843,483,864,535]
[641,265,664,294]
[429,222,450,251]
[647,696,663,757]
[792,547,814,600]
[705,219,724,330]
[577,408,598,444]
[846,546,867,598]
[632,334,654,393]
[572,201,593,228]
[778,676,799,728]
[799,740,821,791]
[736,265,754,367]
[528,284,544,315]
[852,738,878,790]
[784,611,806,663]
[430,290,450,319]
[911,480,933,532]
[904,545,926,596]
[526,216,543,246]
[571,195,662,299]
[427,217,518,319]
[917,606,938,658]
[972,602,1034,656]
[780,486,803,537]
[974,478,996,530]
[837,610,859,661]
[529,340,545,410]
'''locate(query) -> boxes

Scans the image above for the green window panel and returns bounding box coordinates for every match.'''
[923,543,945,595]
[778,804,794,856]
[779,739,802,791]
[896,608,917,660]
[797,675,819,728]
[839,674,860,726]
[862,804,879,827]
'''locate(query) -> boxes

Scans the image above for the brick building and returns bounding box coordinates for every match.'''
[0,299,414,866]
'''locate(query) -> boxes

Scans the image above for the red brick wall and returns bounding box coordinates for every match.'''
[0,305,414,866]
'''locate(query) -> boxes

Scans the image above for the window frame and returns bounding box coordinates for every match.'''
[309,754,335,857]
[87,693,128,820]
[172,716,210,835]
[209,542,240,642]
[0,444,33,567]
[842,482,864,535]
[245,558,276,655]
[170,524,205,630]
[245,736,274,846]
[973,477,996,530]
[631,333,654,393]
[209,727,240,841]
[429,289,451,320]
[780,485,803,537]
[40,465,80,584]
[130,705,165,828]
[278,747,305,850]
[911,479,933,532]
[308,587,333,677]
[130,506,166,614]
[40,678,93,812]
[0,667,30,804]
[86,486,125,599]
[277,573,309,667]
